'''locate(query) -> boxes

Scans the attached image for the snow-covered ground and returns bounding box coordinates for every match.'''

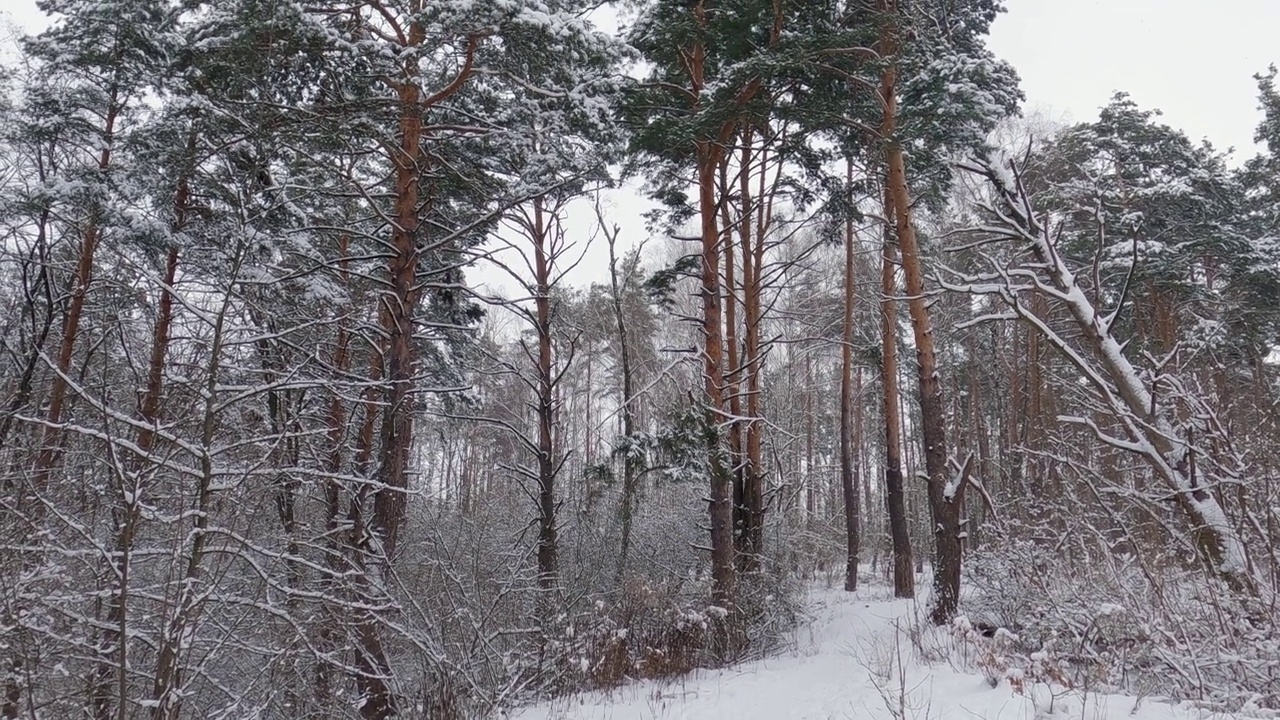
[510,581,1232,720]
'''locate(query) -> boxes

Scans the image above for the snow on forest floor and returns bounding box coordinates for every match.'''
[509,581,1245,720]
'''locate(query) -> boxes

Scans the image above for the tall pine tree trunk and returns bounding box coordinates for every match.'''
[697,137,735,604]
[6,84,122,720]
[878,0,959,621]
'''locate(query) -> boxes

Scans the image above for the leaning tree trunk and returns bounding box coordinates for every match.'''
[966,157,1262,598]
[5,84,123,720]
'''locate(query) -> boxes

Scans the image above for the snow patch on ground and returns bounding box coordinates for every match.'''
[509,582,1239,720]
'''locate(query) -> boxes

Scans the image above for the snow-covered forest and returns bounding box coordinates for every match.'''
[1,0,1278,717]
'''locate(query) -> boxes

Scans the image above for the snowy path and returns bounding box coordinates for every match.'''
[510,583,1217,720]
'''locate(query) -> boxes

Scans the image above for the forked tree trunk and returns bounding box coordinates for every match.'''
[688,0,744,604]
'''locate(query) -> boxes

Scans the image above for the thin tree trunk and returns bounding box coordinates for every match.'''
[316,237,354,709]
[605,222,639,578]
[698,138,735,604]
[532,197,559,588]
[350,350,395,720]
[722,152,747,567]
[148,258,238,720]
[880,196,914,599]
[858,368,873,571]
[805,352,816,519]
[742,136,768,567]
[840,158,861,591]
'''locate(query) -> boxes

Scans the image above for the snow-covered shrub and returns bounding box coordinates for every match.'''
[379,469,808,715]
[963,523,1280,711]
[951,615,1074,698]
[529,568,804,696]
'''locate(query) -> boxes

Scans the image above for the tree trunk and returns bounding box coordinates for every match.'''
[721,153,747,567]
[840,161,861,591]
[373,72,423,563]
[532,198,559,588]
[374,26,478,563]
[743,140,767,565]
[698,138,735,605]
[878,0,958,623]
[316,238,354,710]
[350,351,396,720]
[879,196,914,599]
[686,0,738,603]
[606,223,639,578]
[148,270,236,720]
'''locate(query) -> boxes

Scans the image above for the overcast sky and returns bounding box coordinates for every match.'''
[987,0,1279,160]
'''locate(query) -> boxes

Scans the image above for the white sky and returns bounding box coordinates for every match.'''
[987,0,1280,161]
[3,0,1277,290]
